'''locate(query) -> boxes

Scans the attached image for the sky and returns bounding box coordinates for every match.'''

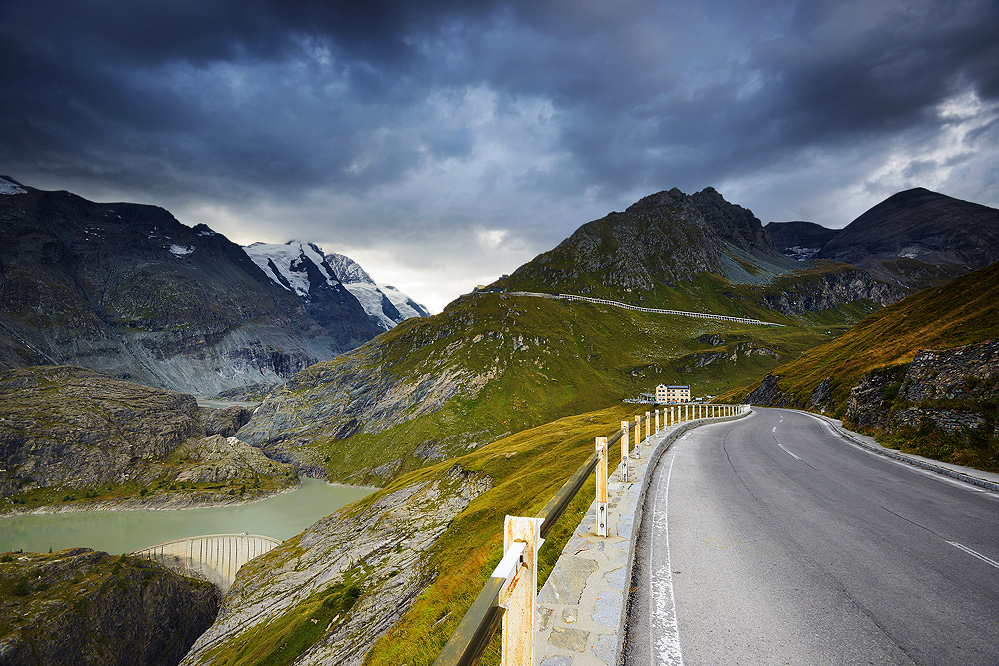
[2,0,998,313]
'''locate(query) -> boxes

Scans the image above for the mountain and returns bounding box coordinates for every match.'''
[242,241,384,340]
[764,221,840,261]
[490,186,904,321]
[767,188,999,290]
[324,252,430,326]
[237,187,881,486]
[0,178,422,395]
[0,365,297,511]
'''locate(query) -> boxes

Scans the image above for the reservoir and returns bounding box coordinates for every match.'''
[0,479,372,555]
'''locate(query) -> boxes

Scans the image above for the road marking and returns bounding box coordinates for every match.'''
[772,426,776,433]
[650,448,684,666]
[777,442,801,460]
[947,541,999,570]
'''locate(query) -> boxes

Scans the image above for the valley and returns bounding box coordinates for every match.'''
[2,177,998,666]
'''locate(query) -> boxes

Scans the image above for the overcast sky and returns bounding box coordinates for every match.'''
[2,0,998,312]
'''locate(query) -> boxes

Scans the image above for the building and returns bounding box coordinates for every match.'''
[655,384,690,403]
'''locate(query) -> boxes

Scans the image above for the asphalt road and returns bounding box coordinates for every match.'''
[622,407,999,666]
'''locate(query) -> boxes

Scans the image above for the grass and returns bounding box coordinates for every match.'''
[363,403,663,666]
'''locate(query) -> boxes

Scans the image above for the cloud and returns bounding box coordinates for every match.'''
[2,0,998,308]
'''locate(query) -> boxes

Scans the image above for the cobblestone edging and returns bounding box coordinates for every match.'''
[811,414,999,493]
[532,411,751,666]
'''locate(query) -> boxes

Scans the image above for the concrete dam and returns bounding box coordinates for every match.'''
[129,534,281,592]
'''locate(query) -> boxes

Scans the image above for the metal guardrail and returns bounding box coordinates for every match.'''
[433,403,747,666]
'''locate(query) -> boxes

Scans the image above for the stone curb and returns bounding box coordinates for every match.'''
[532,410,751,666]
[810,414,999,493]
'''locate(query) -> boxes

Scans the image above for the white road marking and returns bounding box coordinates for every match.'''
[777,441,801,461]
[947,542,999,570]
[650,447,684,666]
[772,426,776,433]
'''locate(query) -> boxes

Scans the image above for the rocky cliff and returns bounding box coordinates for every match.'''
[0,548,219,666]
[0,365,296,513]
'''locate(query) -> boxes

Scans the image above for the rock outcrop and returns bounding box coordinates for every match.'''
[0,365,296,512]
[847,339,999,446]
[0,548,219,666]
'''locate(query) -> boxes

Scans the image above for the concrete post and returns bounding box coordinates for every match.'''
[633,415,642,459]
[595,437,608,537]
[645,411,651,442]
[655,408,660,433]
[620,421,630,482]
[500,515,543,666]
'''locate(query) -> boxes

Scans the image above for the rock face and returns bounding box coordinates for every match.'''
[0,548,219,666]
[847,339,999,442]
[0,365,296,511]
[181,464,491,666]
[0,178,384,395]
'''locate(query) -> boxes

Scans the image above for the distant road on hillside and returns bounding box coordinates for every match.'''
[505,291,783,326]
[624,407,999,666]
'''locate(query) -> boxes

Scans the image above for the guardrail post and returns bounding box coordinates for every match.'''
[655,408,660,433]
[620,421,630,482]
[645,411,651,442]
[501,516,543,666]
[595,437,608,537]
[633,415,642,459]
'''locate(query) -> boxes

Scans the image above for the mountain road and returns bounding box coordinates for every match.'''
[622,407,999,666]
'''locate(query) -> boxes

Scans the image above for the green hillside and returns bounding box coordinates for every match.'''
[731,260,999,413]
[239,291,835,486]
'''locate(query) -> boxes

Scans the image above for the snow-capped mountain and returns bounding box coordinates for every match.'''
[325,252,430,329]
[244,242,428,333]
[378,283,432,320]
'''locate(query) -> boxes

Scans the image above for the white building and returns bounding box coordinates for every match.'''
[656,384,690,403]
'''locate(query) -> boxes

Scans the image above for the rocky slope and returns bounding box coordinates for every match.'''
[180,462,491,666]
[742,260,999,412]
[0,365,296,513]
[0,177,407,395]
[0,548,219,666]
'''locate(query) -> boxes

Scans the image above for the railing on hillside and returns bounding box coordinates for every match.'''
[505,291,784,327]
[433,402,750,666]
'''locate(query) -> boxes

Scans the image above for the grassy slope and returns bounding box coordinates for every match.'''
[724,260,999,413]
[288,292,833,486]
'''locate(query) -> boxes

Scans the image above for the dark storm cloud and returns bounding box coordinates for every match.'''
[2,0,998,309]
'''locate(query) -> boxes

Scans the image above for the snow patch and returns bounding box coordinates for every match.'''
[244,240,339,300]
[169,244,195,256]
[0,177,26,195]
[379,284,432,318]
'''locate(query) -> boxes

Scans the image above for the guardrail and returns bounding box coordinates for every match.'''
[433,402,749,666]
[506,291,783,327]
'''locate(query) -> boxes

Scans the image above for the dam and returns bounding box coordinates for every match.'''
[129,533,281,592]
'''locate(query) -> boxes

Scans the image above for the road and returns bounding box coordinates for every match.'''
[623,407,999,666]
